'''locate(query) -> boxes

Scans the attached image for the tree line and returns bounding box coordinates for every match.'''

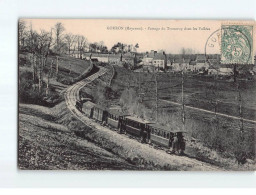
[18,20,140,59]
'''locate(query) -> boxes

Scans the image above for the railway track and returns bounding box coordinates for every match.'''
[160,99,256,124]
[64,67,223,171]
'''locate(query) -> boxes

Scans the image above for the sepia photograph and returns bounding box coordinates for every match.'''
[18,19,256,171]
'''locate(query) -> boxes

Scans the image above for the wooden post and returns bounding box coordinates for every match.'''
[46,72,49,96]
[50,59,53,77]
[214,69,219,118]
[234,64,237,83]
[43,56,47,67]
[56,56,59,75]
[32,54,35,81]
[38,56,42,93]
[138,69,141,100]
[238,83,244,134]
[181,70,185,131]
[154,70,158,122]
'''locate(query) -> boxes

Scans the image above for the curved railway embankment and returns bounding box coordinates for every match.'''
[64,66,223,171]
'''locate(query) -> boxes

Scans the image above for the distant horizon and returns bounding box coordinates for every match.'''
[22,19,222,54]
[22,19,255,56]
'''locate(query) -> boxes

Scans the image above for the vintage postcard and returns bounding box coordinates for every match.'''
[18,19,256,171]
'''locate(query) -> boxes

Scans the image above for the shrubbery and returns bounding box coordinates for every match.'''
[19,70,62,107]
[56,74,73,85]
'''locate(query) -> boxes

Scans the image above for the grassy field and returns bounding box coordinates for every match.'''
[110,66,256,121]
[104,66,256,162]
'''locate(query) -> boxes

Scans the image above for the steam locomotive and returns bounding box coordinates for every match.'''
[76,100,186,154]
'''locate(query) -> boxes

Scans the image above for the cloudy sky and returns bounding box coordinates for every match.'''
[23,19,255,54]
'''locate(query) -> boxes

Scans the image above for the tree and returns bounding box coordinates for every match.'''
[53,22,65,54]
[76,35,88,58]
[97,41,108,53]
[18,20,27,50]
[64,33,77,55]
[134,43,139,52]
[89,42,97,52]
[110,42,126,54]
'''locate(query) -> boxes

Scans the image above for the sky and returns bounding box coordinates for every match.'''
[23,19,255,55]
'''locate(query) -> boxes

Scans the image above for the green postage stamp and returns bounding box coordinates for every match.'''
[221,24,254,64]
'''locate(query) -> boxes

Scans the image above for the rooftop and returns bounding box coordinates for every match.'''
[153,53,166,60]
[125,116,152,124]
[94,104,107,110]
[148,123,187,133]
[196,54,207,60]
[83,101,96,109]
[108,109,129,117]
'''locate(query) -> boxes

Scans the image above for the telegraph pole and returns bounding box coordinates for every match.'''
[181,70,185,131]
[50,59,53,77]
[38,56,42,93]
[154,70,158,122]
[46,72,50,97]
[238,83,244,134]
[32,54,35,81]
[56,56,59,75]
[69,62,72,75]
[214,69,219,118]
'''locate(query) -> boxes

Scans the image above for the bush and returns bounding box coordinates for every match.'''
[19,70,62,107]
[56,74,73,85]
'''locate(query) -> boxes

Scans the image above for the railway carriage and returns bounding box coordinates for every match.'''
[107,109,128,132]
[147,123,174,148]
[92,104,108,122]
[148,123,186,153]
[123,116,152,142]
[75,100,186,154]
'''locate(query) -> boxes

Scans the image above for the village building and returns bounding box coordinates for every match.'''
[167,58,172,69]
[108,53,122,65]
[142,50,156,66]
[208,66,218,75]
[142,50,167,70]
[189,61,197,72]
[195,54,209,71]
[122,52,137,67]
[69,50,85,59]
[169,58,192,72]
[219,65,233,76]
[91,53,109,63]
[153,52,167,70]
[207,59,220,75]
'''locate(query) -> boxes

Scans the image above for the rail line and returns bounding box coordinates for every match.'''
[64,66,223,171]
[160,99,256,124]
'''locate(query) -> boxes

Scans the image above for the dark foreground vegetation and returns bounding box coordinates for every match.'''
[19,52,90,107]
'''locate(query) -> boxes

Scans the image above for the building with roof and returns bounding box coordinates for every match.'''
[219,66,233,76]
[142,50,167,70]
[83,52,137,67]
[109,54,122,65]
[208,66,218,75]
[153,52,167,70]
[69,50,84,59]
[122,52,137,67]
[195,54,209,71]
[91,53,109,63]
[142,51,156,66]
[169,58,193,72]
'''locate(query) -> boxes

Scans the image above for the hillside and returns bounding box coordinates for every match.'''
[18,103,137,170]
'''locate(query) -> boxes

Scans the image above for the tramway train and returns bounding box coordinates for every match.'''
[76,100,186,154]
